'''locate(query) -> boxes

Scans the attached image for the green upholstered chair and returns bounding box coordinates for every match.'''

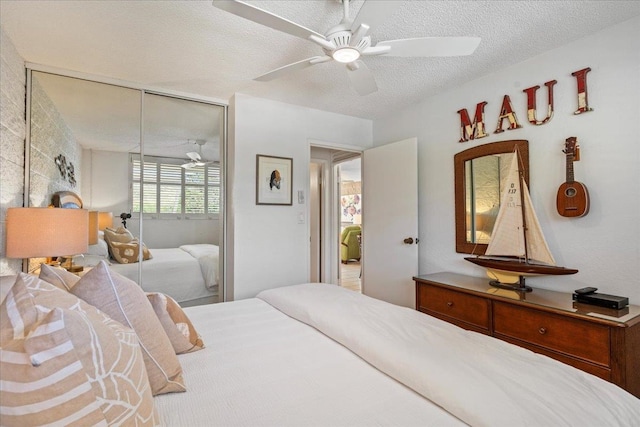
[340,225,361,264]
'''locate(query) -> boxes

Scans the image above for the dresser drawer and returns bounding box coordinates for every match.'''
[417,284,490,332]
[493,302,611,366]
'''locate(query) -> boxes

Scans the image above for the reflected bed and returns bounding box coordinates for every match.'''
[109,244,219,305]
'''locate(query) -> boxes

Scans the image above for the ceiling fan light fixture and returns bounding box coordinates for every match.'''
[333,47,360,63]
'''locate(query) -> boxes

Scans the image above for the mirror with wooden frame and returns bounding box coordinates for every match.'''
[454,140,529,254]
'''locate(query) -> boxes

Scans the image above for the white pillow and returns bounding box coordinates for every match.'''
[86,235,109,257]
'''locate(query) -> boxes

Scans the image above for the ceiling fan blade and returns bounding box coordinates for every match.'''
[186,152,201,161]
[181,162,197,169]
[376,37,481,57]
[350,0,400,33]
[346,60,377,96]
[255,56,331,82]
[213,0,324,40]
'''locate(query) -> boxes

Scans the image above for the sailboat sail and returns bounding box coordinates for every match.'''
[464,143,578,283]
[485,153,555,266]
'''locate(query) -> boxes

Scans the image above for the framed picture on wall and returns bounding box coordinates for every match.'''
[256,154,293,205]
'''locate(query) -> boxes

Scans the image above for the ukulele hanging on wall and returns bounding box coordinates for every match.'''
[556,137,590,217]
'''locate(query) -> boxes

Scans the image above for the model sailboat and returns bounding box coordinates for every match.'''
[465,148,578,291]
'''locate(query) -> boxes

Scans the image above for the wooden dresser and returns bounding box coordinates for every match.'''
[413,272,640,398]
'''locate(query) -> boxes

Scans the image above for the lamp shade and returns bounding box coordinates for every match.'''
[6,207,89,258]
[98,211,113,231]
[88,211,99,245]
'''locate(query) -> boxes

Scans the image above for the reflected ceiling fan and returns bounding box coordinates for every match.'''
[213,0,480,95]
[181,140,213,169]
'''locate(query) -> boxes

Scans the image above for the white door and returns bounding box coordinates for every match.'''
[362,138,418,308]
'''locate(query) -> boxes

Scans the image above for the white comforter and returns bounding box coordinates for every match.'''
[257,284,640,427]
[179,244,219,290]
[155,297,463,427]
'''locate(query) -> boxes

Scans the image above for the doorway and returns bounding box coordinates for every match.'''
[337,157,362,292]
[309,146,362,292]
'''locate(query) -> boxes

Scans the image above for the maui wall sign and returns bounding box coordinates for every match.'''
[457,67,593,143]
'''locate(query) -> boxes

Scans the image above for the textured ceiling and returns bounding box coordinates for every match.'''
[2,0,640,122]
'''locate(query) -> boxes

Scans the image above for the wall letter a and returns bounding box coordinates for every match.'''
[457,101,488,142]
[494,95,522,134]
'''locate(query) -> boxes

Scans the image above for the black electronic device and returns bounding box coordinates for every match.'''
[574,287,597,295]
[572,292,629,310]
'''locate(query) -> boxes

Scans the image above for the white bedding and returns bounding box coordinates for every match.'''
[108,245,219,303]
[155,297,464,427]
[179,244,219,290]
[154,283,640,426]
[258,284,640,426]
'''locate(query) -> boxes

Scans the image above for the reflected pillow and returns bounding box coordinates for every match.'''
[147,292,204,354]
[87,235,109,258]
[104,226,134,244]
[103,226,133,259]
[104,226,152,264]
[110,239,152,264]
[70,261,185,395]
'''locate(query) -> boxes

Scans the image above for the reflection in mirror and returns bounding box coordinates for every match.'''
[465,153,512,244]
[28,70,225,306]
[136,93,223,305]
[28,71,141,272]
[455,140,529,254]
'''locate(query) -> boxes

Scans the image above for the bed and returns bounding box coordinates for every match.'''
[153,283,640,426]
[107,244,220,305]
[2,274,638,426]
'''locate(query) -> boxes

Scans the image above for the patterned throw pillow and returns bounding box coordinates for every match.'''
[147,292,205,354]
[39,263,81,291]
[0,275,157,426]
[104,227,152,264]
[71,261,185,395]
[109,238,152,264]
[103,226,134,245]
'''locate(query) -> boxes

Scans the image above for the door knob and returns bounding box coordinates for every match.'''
[403,237,414,244]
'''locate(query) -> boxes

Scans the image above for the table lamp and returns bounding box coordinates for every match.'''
[88,211,99,245]
[6,207,89,272]
[98,211,113,231]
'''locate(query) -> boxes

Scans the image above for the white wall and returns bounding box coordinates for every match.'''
[229,94,372,300]
[373,17,640,302]
[0,28,25,275]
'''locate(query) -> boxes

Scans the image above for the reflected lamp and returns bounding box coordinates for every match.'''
[98,211,113,231]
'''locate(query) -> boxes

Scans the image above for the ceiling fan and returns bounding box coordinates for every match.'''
[181,140,213,169]
[213,0,480,95]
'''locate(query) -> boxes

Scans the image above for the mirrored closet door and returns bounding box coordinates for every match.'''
[27,70,225,306]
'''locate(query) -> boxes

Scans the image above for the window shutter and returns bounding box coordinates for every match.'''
[130,156,220,217]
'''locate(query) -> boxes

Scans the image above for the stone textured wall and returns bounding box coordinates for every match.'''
[29,74,81,207]
[0,29,26,275]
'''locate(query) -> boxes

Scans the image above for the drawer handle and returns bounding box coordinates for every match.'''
[538,327,547,335]
[446,301,454,308]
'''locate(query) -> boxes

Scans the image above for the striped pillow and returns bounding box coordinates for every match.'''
[147,292,205,354]
[0,290,106,426]
[0,275,158,425]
